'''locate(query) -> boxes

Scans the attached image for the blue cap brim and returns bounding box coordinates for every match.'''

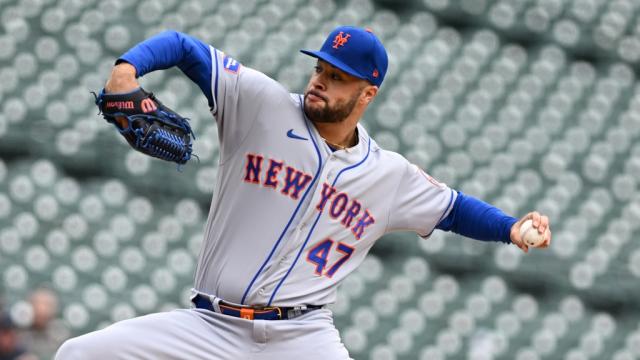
[300,49,369,83]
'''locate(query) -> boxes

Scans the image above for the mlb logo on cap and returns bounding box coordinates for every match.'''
[332,31,351,49]
[300,26,389,87]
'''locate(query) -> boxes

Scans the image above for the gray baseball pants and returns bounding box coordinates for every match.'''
[54,308,351,359]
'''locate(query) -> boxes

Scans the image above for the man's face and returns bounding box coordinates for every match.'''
[303,60,367,123]
[30,289,58,330]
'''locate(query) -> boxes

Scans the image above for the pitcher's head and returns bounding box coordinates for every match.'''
[300,26,388,123]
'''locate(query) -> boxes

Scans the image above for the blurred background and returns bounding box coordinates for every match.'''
[0,0,639,359]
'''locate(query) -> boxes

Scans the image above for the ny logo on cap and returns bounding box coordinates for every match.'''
[332,32,351,49]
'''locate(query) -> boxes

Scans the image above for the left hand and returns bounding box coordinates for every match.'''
[510,211,552,253]
[93,87,195,165]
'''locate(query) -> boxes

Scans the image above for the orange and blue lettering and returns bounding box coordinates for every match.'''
[329,193,348,219]
[307,238,355,278]
[244,154,263,184]
[341,200,361,227]
[306,238,334,276]
[325,242,354,278]
[281,167,312,200]
[351,210,375,240]
[316,182,336,211]
[263,159,284,189]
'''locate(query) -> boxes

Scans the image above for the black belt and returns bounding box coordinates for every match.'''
[192,294,323,320]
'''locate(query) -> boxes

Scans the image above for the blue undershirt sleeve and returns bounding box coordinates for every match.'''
[117,30,214,107]
[435,191,517,244]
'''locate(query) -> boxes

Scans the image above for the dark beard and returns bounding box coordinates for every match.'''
[303,91,359,123]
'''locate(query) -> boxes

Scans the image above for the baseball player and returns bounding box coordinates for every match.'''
[55,26,551,359]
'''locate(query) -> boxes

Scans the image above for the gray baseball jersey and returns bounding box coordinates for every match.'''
[55,32,456,360]
[194,46,456,307]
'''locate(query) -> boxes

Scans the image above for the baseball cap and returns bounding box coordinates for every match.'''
[300,26,388,87]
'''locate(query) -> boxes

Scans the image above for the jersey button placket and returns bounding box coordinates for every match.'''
[326,155,337,181]
[296,156,334,235]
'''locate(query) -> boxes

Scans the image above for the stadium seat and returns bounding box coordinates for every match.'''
[351,306,379,334]
[418,291,446,319]
[436,329,462,357]
[465,293,492,320]
[419,345,444,360]
[343,326,368,354]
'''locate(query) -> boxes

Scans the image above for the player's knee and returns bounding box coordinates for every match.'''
[55,337,92,360]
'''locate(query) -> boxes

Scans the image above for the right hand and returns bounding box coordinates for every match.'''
[104,62,140,94]
[509,211,551,253]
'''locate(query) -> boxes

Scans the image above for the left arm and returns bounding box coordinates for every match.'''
[436,192,551,252]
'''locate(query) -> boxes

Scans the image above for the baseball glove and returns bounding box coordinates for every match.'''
[93,87,195,165]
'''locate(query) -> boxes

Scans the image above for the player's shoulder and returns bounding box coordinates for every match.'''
[239,65,285,91]
[367,137,412,173]
[236,65,300,105]
[208,44,299,105]
[375,147,446,188]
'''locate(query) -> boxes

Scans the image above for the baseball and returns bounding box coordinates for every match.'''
[519,219,545,247]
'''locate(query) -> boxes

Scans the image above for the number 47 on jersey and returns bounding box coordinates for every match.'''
[306,238,354,278]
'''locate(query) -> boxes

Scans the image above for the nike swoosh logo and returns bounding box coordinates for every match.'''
[287,129,308,141]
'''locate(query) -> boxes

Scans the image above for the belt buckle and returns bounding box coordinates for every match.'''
[237,304,282,320]
[272,306,283,320]
[255,305,282,320]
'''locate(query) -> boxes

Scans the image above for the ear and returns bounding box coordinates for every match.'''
[360,85,378,104]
